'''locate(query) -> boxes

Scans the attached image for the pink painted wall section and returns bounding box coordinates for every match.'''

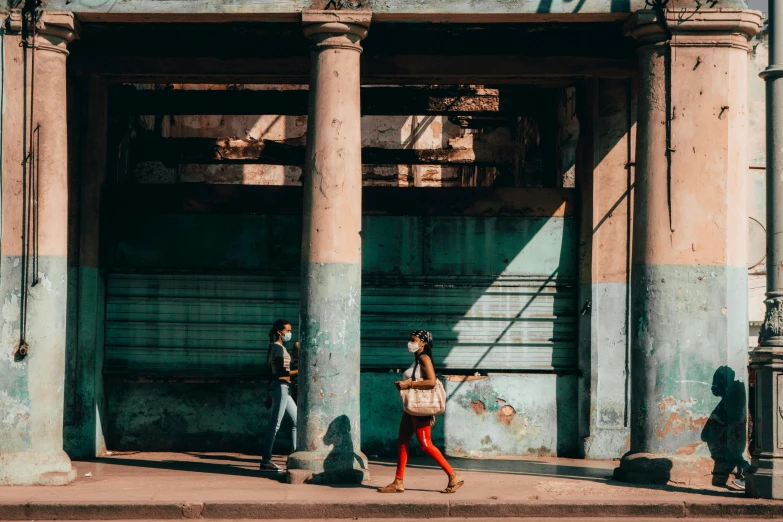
[1,31,24,258]
[32,48,70,258]
[301,18,366,266]
[0,21,72,259]
[594,80,635,285]
[633,43,751,269]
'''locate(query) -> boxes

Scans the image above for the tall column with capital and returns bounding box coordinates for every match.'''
[0,11,79,485]
[286,10,371,485]
[748,0,783,499]
[613,8,762,486]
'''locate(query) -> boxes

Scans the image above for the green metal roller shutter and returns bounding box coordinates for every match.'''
[105,273,298,376]
[360,215,577,370]
[104,213,577,375]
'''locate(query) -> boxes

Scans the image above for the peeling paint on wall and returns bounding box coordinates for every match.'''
[655,396,709,439]
[0,390,31,444]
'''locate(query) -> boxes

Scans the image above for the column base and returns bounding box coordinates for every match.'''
[747,455,783,499]
[286,449,370,485]
[613,452,716,486]
[582,428,630,460]
[0,451,76,485]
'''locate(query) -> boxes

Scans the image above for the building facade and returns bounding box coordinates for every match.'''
[0,0,764,486]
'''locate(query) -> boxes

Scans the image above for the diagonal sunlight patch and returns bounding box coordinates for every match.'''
[443,214,577,374]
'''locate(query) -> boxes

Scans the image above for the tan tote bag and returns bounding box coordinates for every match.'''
[400,379,447,416]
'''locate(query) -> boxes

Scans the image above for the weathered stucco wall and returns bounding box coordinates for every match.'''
[0,16,78,484]
[43,0,650,22]
[107,372,578,457]
[614,10,760,485]
[97,80,580,458]
[106,381,293,453]
[578,78,635,459]
[362,373,578,458]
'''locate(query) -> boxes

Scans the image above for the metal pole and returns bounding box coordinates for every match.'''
[749,0,783,499]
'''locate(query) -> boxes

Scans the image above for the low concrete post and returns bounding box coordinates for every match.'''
[286,9,371,485]
[0,11,79,485]
[748,0,783,499]
[614,8,761,486]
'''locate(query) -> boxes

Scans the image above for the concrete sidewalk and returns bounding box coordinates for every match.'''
[0,452,781,519]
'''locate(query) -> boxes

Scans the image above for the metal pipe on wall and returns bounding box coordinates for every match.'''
[749,0,783,499]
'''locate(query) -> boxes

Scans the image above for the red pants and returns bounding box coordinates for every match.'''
[395,413,454,480]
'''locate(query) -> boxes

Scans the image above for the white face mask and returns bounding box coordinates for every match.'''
[407,342,420,353]
[282,332,292,342]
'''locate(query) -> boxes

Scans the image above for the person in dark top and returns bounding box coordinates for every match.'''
[260,319,298,472]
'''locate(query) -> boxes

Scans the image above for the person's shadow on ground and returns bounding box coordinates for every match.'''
[309,414,369,486]
[701,366,749,487]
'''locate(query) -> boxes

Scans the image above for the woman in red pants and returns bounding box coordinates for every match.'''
[378,330,464,494]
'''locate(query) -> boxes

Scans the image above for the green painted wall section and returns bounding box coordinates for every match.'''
[64,266,107,459]
[112,214,574,276]
[0,256,68,452]
[362,373,578,458]
[0,255,75,484]
[579,281,631,458]
[0,259,32,452]
[630,264,749,468]
[105,380,295,453]
[105,371,577,457]
[106,214,577,374]
[112,214,300,271]
[290,261,366,479]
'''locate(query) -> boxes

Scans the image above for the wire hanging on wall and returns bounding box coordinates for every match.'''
[13,0,42,360]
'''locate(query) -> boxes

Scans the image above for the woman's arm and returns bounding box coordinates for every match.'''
[407,355,437,390]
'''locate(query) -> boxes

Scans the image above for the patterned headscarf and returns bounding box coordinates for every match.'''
[410,330,433,349]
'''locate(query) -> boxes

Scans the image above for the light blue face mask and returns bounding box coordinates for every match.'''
[282,332,292,342]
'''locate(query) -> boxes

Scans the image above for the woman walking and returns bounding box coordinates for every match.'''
[260,319,298,472]
[378,330,464,494]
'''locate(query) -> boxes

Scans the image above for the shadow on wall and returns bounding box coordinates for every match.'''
[701,366,749,486]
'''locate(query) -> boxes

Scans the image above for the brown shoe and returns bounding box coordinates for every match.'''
[441,473,464,494]
[377,479,405,493]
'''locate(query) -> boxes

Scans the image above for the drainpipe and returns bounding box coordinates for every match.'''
[749,0,783,499]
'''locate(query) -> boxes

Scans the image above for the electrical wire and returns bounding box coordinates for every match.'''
[18,1,39,351]
[19,7,30,348]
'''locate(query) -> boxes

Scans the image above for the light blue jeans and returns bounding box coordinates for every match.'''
[262,380,297,462]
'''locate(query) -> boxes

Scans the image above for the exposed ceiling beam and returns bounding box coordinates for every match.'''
[131,137,513,167]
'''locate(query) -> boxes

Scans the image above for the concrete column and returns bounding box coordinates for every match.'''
[578,78,636,459]
[286,10,370,485]
[748,0,783,499]
[0,11,79,485]
[614,8,762,485]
